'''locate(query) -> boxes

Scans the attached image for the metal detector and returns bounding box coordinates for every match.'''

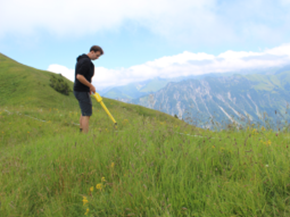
[93,92,117,125]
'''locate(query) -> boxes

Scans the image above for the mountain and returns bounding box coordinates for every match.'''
[102,77,184,101]
[102,66,285,102]
[132,70,290,128]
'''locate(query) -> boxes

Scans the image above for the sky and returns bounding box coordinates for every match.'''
[1,0,290,90]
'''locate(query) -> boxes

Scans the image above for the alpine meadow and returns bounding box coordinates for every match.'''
[1,53,290,217]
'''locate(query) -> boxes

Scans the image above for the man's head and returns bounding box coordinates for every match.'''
[88,45,104,60]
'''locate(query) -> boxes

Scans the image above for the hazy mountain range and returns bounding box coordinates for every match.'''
[102,66,290,128]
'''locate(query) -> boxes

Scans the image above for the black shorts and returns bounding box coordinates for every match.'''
[74,91,92,116]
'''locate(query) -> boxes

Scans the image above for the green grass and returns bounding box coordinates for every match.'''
[1,53,290,216]
[0,53,77,108]
[245,74,283,92]
[1,106,290,216]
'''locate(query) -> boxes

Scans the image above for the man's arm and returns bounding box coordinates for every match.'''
[76,74,96,93]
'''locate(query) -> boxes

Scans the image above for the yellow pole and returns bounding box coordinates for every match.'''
[93,92,117,125]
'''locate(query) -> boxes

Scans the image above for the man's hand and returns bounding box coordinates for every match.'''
[89,84,96,94]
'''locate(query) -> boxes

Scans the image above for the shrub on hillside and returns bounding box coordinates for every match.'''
[49,74,71,96]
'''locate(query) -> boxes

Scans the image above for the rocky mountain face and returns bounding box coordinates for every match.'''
[102,74,232,101]
[132,70,290,128]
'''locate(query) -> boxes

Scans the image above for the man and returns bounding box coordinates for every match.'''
[73,45,104,133]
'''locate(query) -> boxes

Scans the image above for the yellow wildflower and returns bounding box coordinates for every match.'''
[101,177,106,182]
[122,119,129,126]
[27,131,30,134]
[261,126,266,131]
[90,186,94,192]
[212,146,215,149]
[82,196,88,206]
[252,129,258,135]
[96,183,103,190]
[261,140,271,146]
[111,162,115,168]
[84,208,89,215]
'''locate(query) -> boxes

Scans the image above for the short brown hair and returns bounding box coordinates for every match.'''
[90,45,104,55]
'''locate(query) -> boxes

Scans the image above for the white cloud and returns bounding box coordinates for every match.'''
[47,44,290,90]
[1,0,289,44]
[47,64,75,81]
[0,0,215,37]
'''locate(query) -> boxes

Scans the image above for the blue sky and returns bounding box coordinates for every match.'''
[1,0,290,90]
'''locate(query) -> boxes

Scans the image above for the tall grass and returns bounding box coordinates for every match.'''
[1,104,290,217]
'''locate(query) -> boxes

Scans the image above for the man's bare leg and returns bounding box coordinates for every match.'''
[79,115,83,131]
[81,116,90,133]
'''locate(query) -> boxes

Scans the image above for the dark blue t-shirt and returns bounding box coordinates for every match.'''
[73,54,94,92]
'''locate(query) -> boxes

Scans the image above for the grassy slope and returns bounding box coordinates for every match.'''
[0,53,75,108]
[1,54,290,217]
[245,74,281,91]
[245,71,290,92]
[277,70,290,87]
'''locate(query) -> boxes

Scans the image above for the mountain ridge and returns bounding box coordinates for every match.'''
[132,71,290,128]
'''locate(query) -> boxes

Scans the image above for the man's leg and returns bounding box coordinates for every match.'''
[79,115,83,132]
[81,116,90,133]
[75,91,92,133]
